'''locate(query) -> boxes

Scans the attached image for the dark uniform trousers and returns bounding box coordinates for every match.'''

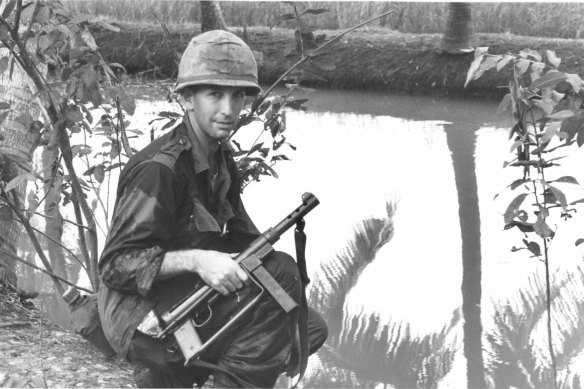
[128,251,328,388]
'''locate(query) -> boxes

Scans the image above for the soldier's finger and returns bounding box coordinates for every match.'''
[236,267,249,285]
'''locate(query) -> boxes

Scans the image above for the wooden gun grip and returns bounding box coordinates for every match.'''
[174,319,203,363]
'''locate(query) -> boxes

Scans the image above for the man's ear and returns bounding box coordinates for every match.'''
[180,88,195,110]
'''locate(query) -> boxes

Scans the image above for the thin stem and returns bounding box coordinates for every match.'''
[30,225,88,276]
[0,247,93,294]
[82,129,110,233]
[543,239,558,388]
[3,192,66,296]
[35,153,62,211]
[115,98,133,157]
[293,5,304,57]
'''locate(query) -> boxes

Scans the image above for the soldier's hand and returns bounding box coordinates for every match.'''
[193,250,249,295]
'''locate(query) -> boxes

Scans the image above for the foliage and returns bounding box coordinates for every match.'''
[228,2,333,189]
[486,268,584,389]
[466,47,584,387]
[0,0,136,290]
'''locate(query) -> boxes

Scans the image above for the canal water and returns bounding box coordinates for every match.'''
[20,83,584,387]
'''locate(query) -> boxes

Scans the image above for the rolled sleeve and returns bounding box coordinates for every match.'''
[100,246,166,297]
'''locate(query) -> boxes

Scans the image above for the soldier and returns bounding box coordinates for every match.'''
[97,30,327,388]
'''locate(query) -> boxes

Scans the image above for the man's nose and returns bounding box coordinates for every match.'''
[219,96,236,118]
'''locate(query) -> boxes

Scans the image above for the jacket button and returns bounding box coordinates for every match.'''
[177,137,186,146]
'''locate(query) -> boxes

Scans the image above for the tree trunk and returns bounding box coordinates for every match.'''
[444,123,486,388]
[200,1,228,32]
[0,49,42,289]
[441,3,473,54]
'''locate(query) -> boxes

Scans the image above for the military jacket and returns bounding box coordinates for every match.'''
[97,117,260,357]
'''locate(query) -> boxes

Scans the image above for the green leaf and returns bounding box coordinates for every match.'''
[497,55,514,71]
[71,144,92,158]
[302,8,329,15]
[504,193,529,224]
[523,239,541,257]
[474,46,489,59]
[509,178,529,190]
[0,57,9,75]
[529,71,566,90]
[26,190,39,219]
[510,140,523,153]
[247,142,264,156]
[2,0,16,19]
[578,128,584,147]
[465,54,484,88]
[5,172,30,192]
[520,49,542,62]
[548,185,568,209]
[279,13,296,21]
[565,73,583,93]
[531,66,545,82]
[546,50,561,68]
[257,101,271,115]
[0,101,10,110]
[104,162,124,172]
[547,110,574,120]
[516,59,531,76]
[65,106,84,122]
[554,176,579,185]
[534,213,554,238]
[311,60,336,71]
[94,164,105,183]
[576,238,584,247]
[496,93,512,117]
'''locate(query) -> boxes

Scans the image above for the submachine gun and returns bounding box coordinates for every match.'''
[141,192,320,365]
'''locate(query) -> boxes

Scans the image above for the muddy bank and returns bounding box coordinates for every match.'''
[95,23,584,100]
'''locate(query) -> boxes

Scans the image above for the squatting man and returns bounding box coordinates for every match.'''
[97,30,328,388]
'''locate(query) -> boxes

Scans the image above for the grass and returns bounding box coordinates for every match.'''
[64,1,584,39]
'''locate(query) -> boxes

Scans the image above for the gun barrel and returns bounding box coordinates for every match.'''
[264,192,320,242]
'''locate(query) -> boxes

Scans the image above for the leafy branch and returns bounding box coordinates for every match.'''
[0,0,136,292]
[227,6,396,189]
[467,47,584,388]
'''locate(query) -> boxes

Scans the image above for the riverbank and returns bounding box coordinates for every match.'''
[94,23,584,100]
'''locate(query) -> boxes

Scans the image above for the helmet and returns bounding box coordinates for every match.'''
[174,30,261,95]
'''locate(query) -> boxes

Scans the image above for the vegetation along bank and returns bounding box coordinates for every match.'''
[94,23,584,100]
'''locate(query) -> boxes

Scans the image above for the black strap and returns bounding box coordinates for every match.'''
[295,219,310,287]
[293,219,310,387]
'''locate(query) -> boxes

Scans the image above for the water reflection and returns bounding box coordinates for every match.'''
[19,84,584,387]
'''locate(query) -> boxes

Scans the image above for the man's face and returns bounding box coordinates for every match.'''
[185,86,246,144]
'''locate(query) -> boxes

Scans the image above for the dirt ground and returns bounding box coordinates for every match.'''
[0,286,135,388]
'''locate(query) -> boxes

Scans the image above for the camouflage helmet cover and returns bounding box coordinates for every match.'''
[174,30,260,94]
